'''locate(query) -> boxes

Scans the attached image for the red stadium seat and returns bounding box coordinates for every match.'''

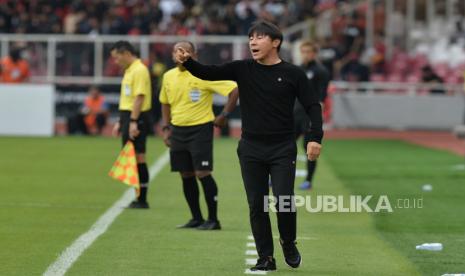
[370,74,386,82]
[433,63,450,79]
[387,74,403,82]
[445,75,460,84]
[406,74,421,83]
[411,54,429,71]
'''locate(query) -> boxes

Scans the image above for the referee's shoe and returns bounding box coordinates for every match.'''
[127,200,149,209]
[197,219,221,230]
[177,219,204,228]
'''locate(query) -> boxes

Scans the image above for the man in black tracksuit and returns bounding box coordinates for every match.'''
[295,40,330,190]
[174,21,323,272]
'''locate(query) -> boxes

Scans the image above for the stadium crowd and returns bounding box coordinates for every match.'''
[0,0,315,35]
[1,0,464,86]
[0,0,381,82]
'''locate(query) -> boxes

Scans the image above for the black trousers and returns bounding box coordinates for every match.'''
[237,138,297,258]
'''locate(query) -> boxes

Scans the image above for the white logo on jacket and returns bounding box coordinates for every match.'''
[190,89,201,102]
[124,84,132,96]
[306,71,314,79]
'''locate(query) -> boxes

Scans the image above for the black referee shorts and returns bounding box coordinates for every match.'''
[120,111,151,153]
[170,122,214,172]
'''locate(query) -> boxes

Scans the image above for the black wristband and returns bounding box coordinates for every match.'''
[162,125,171,131]
[130,118,138,122]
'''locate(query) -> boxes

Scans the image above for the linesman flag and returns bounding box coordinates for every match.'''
[109,141,139,189]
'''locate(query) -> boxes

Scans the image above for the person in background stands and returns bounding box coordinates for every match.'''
[68,86,109,135]
[0,48,30,83]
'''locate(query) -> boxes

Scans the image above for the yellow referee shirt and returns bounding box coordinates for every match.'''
[159,67,237,126]
[119,59,152,112]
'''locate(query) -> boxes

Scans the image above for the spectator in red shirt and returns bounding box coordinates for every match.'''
[68,86,109,135]
[0,48,30,83]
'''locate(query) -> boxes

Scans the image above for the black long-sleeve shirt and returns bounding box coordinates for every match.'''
[304,60,330,102]
[183,58,324,143]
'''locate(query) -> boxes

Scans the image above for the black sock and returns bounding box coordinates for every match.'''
[306,160,317,182]
[182,176,203,221]
[199,175,218,221]
[138,163,149,202]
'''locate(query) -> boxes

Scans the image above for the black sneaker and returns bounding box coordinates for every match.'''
[280,239,301,268]
[196,219,221,230]
[127,200,149,209]
[176,219,205,229]
[250,256,276,271]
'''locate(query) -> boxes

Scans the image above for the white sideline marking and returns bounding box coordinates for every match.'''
[295,169,306,177]
[245,269,267,275]
[244,236,265,274]
[43,150,170,276]
[246,250,258,256]
[245,259,256,265]
[297,155,307,162]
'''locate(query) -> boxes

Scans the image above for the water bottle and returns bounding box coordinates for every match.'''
[422,184,433,192]
[415,243,443,251]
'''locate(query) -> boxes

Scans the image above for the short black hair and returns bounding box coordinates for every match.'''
[247,20,283,51]
[9,48,22,62]
[110,40,137,55]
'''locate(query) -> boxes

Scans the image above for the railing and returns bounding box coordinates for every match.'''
[1,34,248,85]
[54,81,465,113]
[0,20,313,85]
[331,81,464,95]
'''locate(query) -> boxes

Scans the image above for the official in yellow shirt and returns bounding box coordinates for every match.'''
[110,41,152,209]
[160,41,239,230]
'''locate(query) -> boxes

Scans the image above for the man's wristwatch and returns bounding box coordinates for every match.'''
[130,118,138,123]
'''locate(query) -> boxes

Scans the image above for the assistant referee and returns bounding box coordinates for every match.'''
[160,41,239,230]
[111,41,152,209]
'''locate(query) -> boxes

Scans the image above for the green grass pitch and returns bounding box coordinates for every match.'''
[0,137,464,275]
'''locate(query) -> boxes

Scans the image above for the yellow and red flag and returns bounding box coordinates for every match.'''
[109,141,139,190]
